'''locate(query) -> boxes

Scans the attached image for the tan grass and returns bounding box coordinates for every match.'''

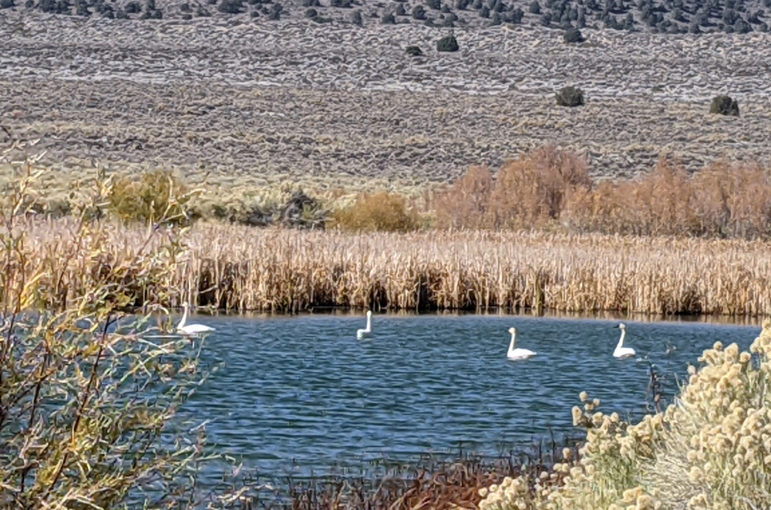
[19,222,771,315]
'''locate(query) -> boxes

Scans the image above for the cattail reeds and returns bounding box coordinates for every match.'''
[18,221,771,316]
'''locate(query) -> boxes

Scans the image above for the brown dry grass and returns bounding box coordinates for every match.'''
[19,220,771,315]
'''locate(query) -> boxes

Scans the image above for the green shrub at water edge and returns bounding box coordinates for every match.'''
[0,149,248,508]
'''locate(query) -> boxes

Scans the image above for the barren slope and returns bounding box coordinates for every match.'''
[1,13,769,193]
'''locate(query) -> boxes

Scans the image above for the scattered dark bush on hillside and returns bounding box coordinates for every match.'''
[555,85,585,106]
[412,4,426,18]
[267,2,282,19]
[381,11,396,23]
[508,7,524,22]
[0,0,15,9]
[350,9,362,24]
[436,34,459,51]
[564,27,586,42]
[406,45,424,56]
[710,95,740,116]
[218,0,243,13]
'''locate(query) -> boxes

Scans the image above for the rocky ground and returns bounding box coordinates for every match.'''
[1,12,770,197]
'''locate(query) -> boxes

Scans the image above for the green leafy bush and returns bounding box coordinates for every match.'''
[0,151,245,508]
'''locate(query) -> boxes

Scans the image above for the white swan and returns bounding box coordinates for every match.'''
[506,327,536,360]
[613,323,636,358]
[356,310,372,339]
[176,303,215,336]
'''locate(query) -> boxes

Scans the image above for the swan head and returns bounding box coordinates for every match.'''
[508,327,517,335]
[616,323,626,330]
[366,310,372,317]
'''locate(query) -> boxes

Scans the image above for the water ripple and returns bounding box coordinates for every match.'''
[182,314,759,476]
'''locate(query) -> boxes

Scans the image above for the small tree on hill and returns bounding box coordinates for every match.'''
[564,27,586,42]
[710,95,740,116]
[436,34,459,51]
[556,86,585,107]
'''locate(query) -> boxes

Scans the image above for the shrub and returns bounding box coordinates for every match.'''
[0,153,242,508]
[350,9,362,24]
[0,0,15,9]
[436,34,459,52]
[563,159,771,238]
[555,85,585,107]
[489,145,591,228]
[479,321,771,510]
[564,27,585,42]
[434,165,494,229]
[217,0,243,12]
[108,170,194,225]
[381,11,396,23]
[710,94,740,116]
[277,190,326,229]
[406,44,424,56]
[267,2,282,19]
[330,192,418,232]
[412,4,426,18]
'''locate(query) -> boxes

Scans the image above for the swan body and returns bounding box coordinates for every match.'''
[177,303,215,336]
[506,327,536,360]
[356,311,372,339]
[613,323,636,358]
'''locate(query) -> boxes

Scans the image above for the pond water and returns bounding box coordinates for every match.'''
[181,313,760,478]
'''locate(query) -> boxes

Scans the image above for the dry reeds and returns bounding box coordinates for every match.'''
[19,222,771,316]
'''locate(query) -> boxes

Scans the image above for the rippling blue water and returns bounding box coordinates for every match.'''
[180,313,759,477]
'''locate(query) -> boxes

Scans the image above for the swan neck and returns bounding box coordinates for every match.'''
[508,331,517,352]
[178,305,188,329]
[616,329,626,350]
[366,314,371,331]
